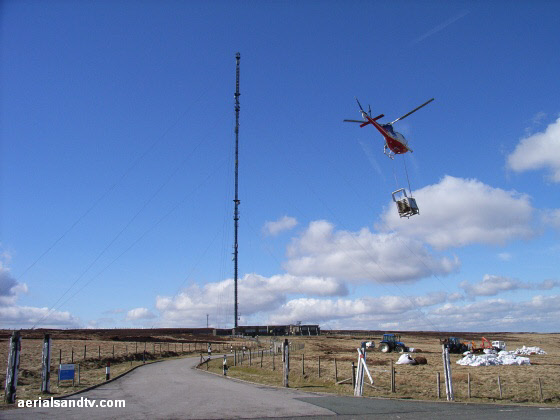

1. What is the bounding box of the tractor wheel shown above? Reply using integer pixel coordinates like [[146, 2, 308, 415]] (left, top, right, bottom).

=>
[[395, 345, 405, 353], [379, 343, 390, 353]]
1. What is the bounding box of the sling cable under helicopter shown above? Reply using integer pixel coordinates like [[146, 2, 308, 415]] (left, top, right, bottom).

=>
[[344, 97, 434, 218]]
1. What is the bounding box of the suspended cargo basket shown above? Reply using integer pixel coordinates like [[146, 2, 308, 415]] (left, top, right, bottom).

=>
[[392, 188, 419, 218]]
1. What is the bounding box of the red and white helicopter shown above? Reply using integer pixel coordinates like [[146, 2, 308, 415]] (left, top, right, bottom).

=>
[[344, 97, 434, 159], [344, 97, 434, 218]]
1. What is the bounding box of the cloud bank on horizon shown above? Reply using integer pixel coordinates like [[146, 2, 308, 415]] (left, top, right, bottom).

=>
[[3, 164, 559, 331]]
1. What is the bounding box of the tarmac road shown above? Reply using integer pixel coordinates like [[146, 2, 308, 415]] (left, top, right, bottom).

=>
[[2, 356, 558, 419]]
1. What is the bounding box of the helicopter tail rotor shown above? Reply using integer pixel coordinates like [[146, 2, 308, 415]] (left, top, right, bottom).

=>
[[343, 98, 384, 124]]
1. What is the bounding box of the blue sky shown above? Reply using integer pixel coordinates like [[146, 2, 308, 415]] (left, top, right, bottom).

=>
[[2, 0, 559, 332]]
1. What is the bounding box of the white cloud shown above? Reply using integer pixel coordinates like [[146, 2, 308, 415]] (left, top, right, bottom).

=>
[[459, 274, 559, 298], [0, 305, 80, 329], [0, 250, 80, 329], [498, 252, 512, 261], [263, 216, 298, 236], [428, 295, 560, 332], [126, 307, 156, 321], [264, 292, 560, 332], [267, 292, 451, 326], [380, 176, 534, 250], [156, 273, 348, 326], [0, 267, 28, 306], [507, 117, 560, 182], [542, 208, 560, 230], [284, 220, 459, 283]]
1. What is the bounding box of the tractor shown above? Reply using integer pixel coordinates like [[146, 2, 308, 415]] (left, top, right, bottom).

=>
[[378, 334, 408, 353], [441, 337, 469, 354]]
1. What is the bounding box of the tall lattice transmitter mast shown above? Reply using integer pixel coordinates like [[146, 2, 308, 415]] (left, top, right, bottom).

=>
[[233, 53, 241, 331]]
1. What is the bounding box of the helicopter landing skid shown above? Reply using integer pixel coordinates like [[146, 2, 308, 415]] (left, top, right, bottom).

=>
[[384, 145, 395, 159]]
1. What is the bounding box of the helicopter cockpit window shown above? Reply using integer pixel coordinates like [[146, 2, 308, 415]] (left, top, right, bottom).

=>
[[384, 125, 395, 135]]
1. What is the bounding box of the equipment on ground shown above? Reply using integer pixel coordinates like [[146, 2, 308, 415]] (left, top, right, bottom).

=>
[[470, 336, 495, 353], [440, 337, 469, 354], [492, 341, 506, 351], [378, 334, 408, 353]]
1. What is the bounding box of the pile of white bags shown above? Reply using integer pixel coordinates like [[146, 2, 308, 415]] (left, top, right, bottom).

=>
[[456, 351, 530, 367], [514, 346, 547, 355], [396, 354, 416, 365]]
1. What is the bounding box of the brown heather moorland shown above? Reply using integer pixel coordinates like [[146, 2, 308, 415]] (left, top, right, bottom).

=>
[[1, 329, 558, 407], [203, 330, 560, 405]]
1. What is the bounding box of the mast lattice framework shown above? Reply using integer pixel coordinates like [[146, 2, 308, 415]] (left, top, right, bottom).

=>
[[233, 53, 241, 330]]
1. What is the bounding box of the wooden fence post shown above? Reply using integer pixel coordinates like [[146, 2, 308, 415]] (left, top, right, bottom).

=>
[[351, 362, 356, 389], [98, 346, 101, 359], [84, 344, 87, 361], [334, 358, 338, 382], [5, 331, 21, 403], [41, 334, 52, 394], [390, 360, 393, 393], [302, 354, 305, 375], [442, 346, 453, 401], [498, 375, 502, 399], [437, 372, 440, 399], [71, 348, 74, 363], [318, 356, 321, 378], [282, 339, 290, 388]]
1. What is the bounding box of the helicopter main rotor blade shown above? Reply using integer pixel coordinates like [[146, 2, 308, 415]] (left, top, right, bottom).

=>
[[355, 97, 366, 113], [344, 119, 366, 123], [389, 98, 434, 125]]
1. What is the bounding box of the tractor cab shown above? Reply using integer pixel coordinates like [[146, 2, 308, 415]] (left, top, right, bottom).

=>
[[379, 333, 407, 353], [392, 188, 419, 218], [441, 336, 470, 354], [448, 337, 461, 346]]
